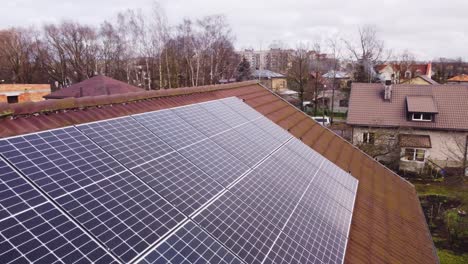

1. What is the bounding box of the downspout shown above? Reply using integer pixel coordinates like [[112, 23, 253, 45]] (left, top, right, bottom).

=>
[[464, 135, 468, 176]]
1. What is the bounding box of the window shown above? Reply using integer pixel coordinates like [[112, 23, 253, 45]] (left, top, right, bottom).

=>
[[7, 96, 18, 104], [363, 132, 375, 144], [412, 113, 432, 122], [339, 99, 348, 107], [404, 148, 426, 162], [405, 70, 412, 79]]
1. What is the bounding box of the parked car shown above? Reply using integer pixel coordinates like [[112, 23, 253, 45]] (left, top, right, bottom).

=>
[[312, 116, 330, 126]]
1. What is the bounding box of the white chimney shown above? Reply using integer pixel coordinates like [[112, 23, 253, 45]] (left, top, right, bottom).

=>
[[384, 80, 392, 101]]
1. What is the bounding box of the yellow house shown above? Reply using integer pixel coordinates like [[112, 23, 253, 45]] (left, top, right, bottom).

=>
[[252, 69, 288, 93], [401, 75, 439, 85]]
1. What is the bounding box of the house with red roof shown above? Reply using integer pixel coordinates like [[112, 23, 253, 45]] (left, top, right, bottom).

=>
[[348, 81, 468, 175], [375, 63, 434, 84]]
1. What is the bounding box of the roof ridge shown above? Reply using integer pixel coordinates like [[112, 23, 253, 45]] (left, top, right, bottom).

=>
[[0, 81, 259, 118]]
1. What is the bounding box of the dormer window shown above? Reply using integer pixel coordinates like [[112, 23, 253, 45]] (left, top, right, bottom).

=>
[[405, 70, 412, 79], [406, 96, 438, 123], [412, 113, 432, 122]]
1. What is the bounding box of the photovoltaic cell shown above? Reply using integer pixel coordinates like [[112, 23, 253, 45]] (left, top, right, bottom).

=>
[[0, 128, 186, 262], [220, 97, 263, 120], [77, 117, 173, 169], [299, 185, 353, 236], [234, 122, 283, 153], [172, 104, 231, 137], [179, 139, 250, 187], [212, 129, 272, 167], [194, 191, 281, 264], [321, 160, 359, 192], [0, 160, 47, 218], [230, 157, 311, 229], [285, 137, 325, 163], [200, 100, 249, 127], [133, 110, 207, 150], [0, 159, 116, 264], [139, 221, 243, 264], [131, 151, 224, 215], [263, 232, 322, 264], [310, 171, 356, 211], [283, 198, 348, 264], [253, 117, 292, 143]]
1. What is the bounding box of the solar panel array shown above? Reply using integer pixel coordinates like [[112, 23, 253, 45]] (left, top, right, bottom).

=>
[[0, 97, 358, 264]]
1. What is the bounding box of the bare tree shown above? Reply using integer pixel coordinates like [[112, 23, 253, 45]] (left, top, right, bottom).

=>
[[327, 36, 342, 124], [344, 25, 388, 83], [288, 43, 310, 111]]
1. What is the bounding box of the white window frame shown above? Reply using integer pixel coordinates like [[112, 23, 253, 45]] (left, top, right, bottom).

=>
[[363, 132, 375, 144], [412, 113, 432, 122], [403, 148, 426, 162]]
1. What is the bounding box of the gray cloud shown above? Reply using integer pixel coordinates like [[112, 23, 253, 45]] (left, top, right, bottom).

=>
[[2, 0, 467, 60]]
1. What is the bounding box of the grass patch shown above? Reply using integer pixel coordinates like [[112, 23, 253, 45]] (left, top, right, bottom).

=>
[[414, 183, 468, 211], [438, 249, 468, 264]]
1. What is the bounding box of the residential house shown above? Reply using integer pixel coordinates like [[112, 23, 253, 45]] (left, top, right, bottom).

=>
[[44, 75, 143, 99], [447, 74, 468, 84], [348, 82, 468, 175], [0, 84, 51, 104], [401, 74, 439, 85], [376, 63, 433, 84], [306, 71, 351, 114], [0, 80, 437, 263], [252, 69, 288, 92]]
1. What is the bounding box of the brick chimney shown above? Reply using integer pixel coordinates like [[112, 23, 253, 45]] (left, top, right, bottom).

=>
[[426, 62, 432, 77], [384, 80, 392, 101]]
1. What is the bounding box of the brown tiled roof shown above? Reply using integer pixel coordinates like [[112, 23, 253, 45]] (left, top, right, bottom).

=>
[[401, 75, 439, 85], [448, 74, 468, 82], [399, 134, 432, 148], [43, 75, 143, 99], [0, 81, 437, 264], [348, 83, 468, 131], [406, 96, 438, 113]]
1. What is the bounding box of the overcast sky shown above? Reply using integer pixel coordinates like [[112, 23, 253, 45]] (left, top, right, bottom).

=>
[[2, 0, 467, 60]]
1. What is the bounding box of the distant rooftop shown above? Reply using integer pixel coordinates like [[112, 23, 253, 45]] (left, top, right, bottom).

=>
[[322, 71, 350, 79], [44, 75, 143, 99], [252, 69, 285, 79], [448, 74, 468, 83]]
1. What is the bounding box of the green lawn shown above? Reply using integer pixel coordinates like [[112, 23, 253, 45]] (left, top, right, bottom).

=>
[[414, 181, 468, 263], [414, 183, 468, 211], [438, 249, 468, 264]]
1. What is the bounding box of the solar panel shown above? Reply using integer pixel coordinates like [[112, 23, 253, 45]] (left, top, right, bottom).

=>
[[0, 97, 359, 264], [0, 128, 186, 262], [138, 221, 242, 264], [253, 117, 293, 143], [263, 232, 322, 264], [298, 185, 353, 236], [234, 122, 284, 153], [179, 139, 250, 187], [321, 159, 359, 192], [282, 199, 348, 264], [211, 128, 272, 167], [77, 117, 173, 169], [133, 110, 207, 150], [194, 191, 281, 264], [310, 171, 357, 211], [0, 158, 116, 264], [230, 157, 311, 228], [220, 97, 263, 120], [130, 151, 224, 215], [199, 100, 249, 127], [172, 104, 231, 137]]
